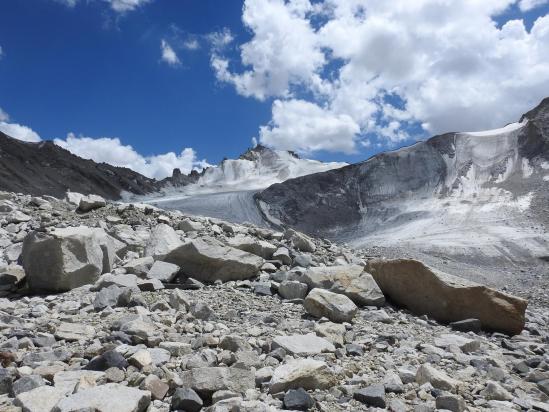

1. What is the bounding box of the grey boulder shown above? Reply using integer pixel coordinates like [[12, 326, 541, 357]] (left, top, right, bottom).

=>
[[164, 237, 264, 282], [22, 226, 124, 292], [302, 265, 385, 307], [304, 288, 358, 323]]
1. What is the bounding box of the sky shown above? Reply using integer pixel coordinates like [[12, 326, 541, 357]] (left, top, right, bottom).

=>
[[1, 0, 548, 179]]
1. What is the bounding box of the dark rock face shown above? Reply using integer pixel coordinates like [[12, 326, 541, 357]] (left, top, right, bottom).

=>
[[255, 98, 549, 265], [0, 132, 159, 199]]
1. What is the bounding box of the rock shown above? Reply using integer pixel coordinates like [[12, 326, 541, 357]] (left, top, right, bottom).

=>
[[147, 260, 179, 282], [140, 374, 169, 400], [0, 264, 25, 291], [365, 259, 528, 335], [354, 384, 386, 408], [227, 235, 277, 259], [78, 194, 106, 212], [190, 302, 214, 320], [278, 280, 308, 300], [105, 367, 125, 383], [178, 218, 204, 232], [269, 359, 336, 393], [53, 370, 105, 394], [94, 273, 140, 291], [416, 364, 460, 392], [94, 285, 132, 310], [160, 342, 192, 357], [65, 191, 84, 206], [123, 256, 154, 277], [284, 229, 316, 253], [129, 349, 152, 369], [52, 383, 151, 412], [169, 288, 191, 311], [480, 381, 513, 401], [22, 226, 124, 292], [449, 318, 482, 333], [434, 334, 480, 353], [14, 386, 66, 412], [7, 210, 31, 223], [303, 265, 385, 306], [272, 334, 335, 356], [436, 394, 466, 412], [303, 288, 357, 323], [180, 366, 255, 399], [144, 223, 182, 260], [539, 379, 549, 395], [164, 237, 264, 282], [314, 322, 346, 347], [55, 322, 95, 342], [85, 350, 129, 371], [219, 335, 252, 352], [0, 368, 13, 395], [171, 387, 203, 412], [273, 247, 292, 265], [12, 375, 45, 396], [283, 388, 314, 411]]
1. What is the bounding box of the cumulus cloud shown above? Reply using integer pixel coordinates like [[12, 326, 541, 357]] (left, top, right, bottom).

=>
[[212, 0, 549, 154], [0, 121, 42, 143], [519, 0, 549, 11], [260, 99, 359, 154], [54, 133, 209, 179], [160, 39, 181, 66]]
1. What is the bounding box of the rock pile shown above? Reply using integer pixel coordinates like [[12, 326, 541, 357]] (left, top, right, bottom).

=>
[[0, 191, 546, 411]]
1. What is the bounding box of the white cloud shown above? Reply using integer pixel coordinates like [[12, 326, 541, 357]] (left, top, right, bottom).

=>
[[519, 0, 549, 11], [160, 39, 181, 66], [54, 0, 151, 13], [207, 28, 234, 51], [0, 121, 42, 143], [0, 108, 9, 122], [54, 133, 208, 179], [183, 39, 200, 50], [260, 99, 360, 154], [213, 0, 549, 154]]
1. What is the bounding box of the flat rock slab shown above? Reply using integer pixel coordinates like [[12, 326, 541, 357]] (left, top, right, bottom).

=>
[[366, 259, 527, 335], [272, 334, 336, 355], [55, 322, 95, 342], [14, 386, 67, 412], [52, 383, 151, 412]]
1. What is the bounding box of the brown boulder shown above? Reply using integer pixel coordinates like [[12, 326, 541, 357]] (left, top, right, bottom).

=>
[[365, 259, 527, 335]]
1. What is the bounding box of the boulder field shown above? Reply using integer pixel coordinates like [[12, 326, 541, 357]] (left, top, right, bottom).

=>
[[0, 191, 546, 412]]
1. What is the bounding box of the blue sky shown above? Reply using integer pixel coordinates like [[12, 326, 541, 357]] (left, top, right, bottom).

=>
[[1, 0, 548, 178]]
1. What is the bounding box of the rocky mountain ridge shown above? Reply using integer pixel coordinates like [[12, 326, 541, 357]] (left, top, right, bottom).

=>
[[0, 191, 546, 411]]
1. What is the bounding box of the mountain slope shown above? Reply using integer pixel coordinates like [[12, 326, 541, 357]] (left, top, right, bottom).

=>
[[142, 145, 347, 223], [256, 98, 549, 266], [0, 132, 158, 199]]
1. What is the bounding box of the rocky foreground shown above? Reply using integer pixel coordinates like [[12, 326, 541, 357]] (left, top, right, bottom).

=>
[[0, 192, 547, 411]]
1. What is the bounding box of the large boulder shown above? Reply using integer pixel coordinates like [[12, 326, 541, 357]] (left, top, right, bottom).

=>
[[144, 224, 182, 260], [21, 226, 124, 292], [302, 265, 385, 307], [304, 288, 358, 323], [77, 194, 106, 212], [365, 259, 528, 335], [164, 237, 264, 282]]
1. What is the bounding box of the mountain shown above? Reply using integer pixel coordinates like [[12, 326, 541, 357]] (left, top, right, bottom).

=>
[[0, 132, 159, 199], [141, 145, 347, 224], [255, 98, 549, 271]]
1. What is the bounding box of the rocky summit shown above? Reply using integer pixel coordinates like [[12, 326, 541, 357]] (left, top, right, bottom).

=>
[[0, 190, 547, 412]]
